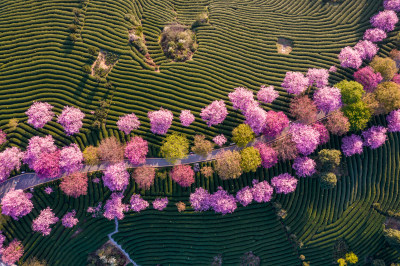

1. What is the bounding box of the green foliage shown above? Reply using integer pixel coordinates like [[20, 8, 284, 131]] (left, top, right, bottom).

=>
[[345, 252, 358, 264], [82, 64, 91, 74], [384, 228, 400, 249], [215, 150, 242, 180], [160, 23, 197, 62], [342, 101, 372, 131], [69, 33, 79, 42], [160, 133, 189, 163], [370, 56, 398, 81], [20, 257, 47, 266], [68, 24, 78, 33], [374, 82, 400, 114], [335, 80, 365, 105], [318, 149, 341, 171], [232, 124, 255, 147], [240, 147, 261, 173], [83, 146, 99, 166], [191, 135, 214, 157], [192, 12, 209, 28], [319, 172, 337, 189], [88, 46, 99, 56], [91, 100, 109, 129]]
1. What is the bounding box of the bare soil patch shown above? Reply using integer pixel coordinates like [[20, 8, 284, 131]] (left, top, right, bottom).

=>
[[91, 50, 119, 78], [277, 37, 293, 54]]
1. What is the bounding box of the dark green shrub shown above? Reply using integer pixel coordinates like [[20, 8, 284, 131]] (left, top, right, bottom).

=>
[[374, 82, 400, 113], [82, 64, 91, 74], [68, 24, 78, 33], [88, 46, 99, 56], [384, 228, 400, 249], [370, 56, 398, 81], [320, 172, 337, 189], [72, 8, 81, 16], [160, 23, 197, 62], [318, 149, 341, 171]]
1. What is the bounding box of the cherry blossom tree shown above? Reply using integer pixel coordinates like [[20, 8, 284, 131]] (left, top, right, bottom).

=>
[[213, 134, 227, 146], [62, 210, 79, 228], [179, 110, 195, 127], [26, 101, 54, 129], [117, 113, 140, 134], [341, 134, 364, 156], [103, 163, 129, 191], [60, 172, 88, 198], [353, 66, 383, 93], [148, 108, 173, 135], [370, 10, 399, 32], [103, 193, 128, 220], [263, 111, 289, 138], [44, 187, 53, 194], [33, 151, 61, 179], [311, 122, 330, 145], [152, 197, 169, 211], [387, 109, 400, 132], [130, 194, 149, 212], [362, 126, 388, 149], [338, 47, 362, 69], [0, 147, 24, 182], [289, 123, 320, 156], [255, 142, 278, 169], [289, 95, 318, 123], [98, 136, 125, 164], [200, 100, 228, 127], [23, 135, 57, 169], [0, 130, 5, 146], [363, 28, 387, 42], [190, 187, 211, 212], [32, 207, 59, 236], [281, 71, 309, 95], [209, 187, 237, 215], [257, 85, 279, 104], [236, 186, 253, 206], [133, 165, 156, 190], [57, 106, 85, 136], [329, 66, 337, 73], [170, 165, 195, 187], [191, 135, 214, 157], [1, 239, 24, 265], [124, 136, 148, 165], [313, 86, 342, 113], [324, 110, 350, 136], [59, 143, 83, 174], [292, 157, 316, 177], [243, 103, 267, 135], [271, 173, 298, 194], [1, 189, 33, 220], [228, 87, 255, 111], [272, 135, 299, 161], [384, 0, 400, 11], [251, 180, 273, 203], [307, 68, 329, 88], [354, 40, 379, 61]]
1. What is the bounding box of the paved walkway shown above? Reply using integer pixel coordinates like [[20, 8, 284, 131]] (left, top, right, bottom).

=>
[[108, 218, 137, 266]]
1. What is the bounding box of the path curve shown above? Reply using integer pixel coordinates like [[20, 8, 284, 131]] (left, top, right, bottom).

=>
[[0, 112, 328, 200], [108, 218, 137, 266]]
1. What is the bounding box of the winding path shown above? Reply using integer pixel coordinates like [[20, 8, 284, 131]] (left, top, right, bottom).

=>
[[108, 218, 137, 266]]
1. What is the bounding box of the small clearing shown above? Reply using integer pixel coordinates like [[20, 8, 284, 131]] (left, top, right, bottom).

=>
[[277, 37, 293, 54], [91, 50, 119, 78]]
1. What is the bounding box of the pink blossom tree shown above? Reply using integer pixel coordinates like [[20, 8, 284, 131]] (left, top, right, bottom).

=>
[[170, 165, 195, 187], [387, 109, 400, 132], [329, 66, 337, 73], [313, 86, 342, 113], [255, 142, 278, 169], [353, 66, 383, 93], [200, 100, 228, 127], [213, 134, 227, 146], [307, 68, 329, 88], [281, 72, 309, 95], [59, 143, 83, 174], [243, 104, 267, 135], [371, 10, 399, 32], [271, 173, 298, 194], [103, 193, 128, 220], [384, 0, 400, 11], [354, 40, 379, 61], [292, 157, 316, 177], [152, 197, 169, 211], [132, 165, 156, 190], [62, 210, 79, 228], [23, 135, 57, 169], [251, 180, 273, 203], [236, 186, 253, 206], [289, 123, 320, 156], [57, 106, 85, 136], [362, 126, 388, 149], [148, 108, 173, 135], [263, 111, 289, 138], [311, 122, 330, 145], [130, 194, 149, 212], [103, 163, 129, 191], [363, 28, 387, 42], [124, 136, 148, 165], [0, 130, 6, 146], [26, 101, 54, 129], [0, 147, 24, 182], [117, 113, 140, 134], [257, 85, 279, 104], [32, 207, 59, 236], [33, 151, 61, 179], [289, 95, 318, 123], [341, 134, 364, 156], [228, 87, 255, 111], [338, 47, 362, 69], [209, 187, 237, 215], [179, 110, 195, 127], [190, 187, 211, 212], [60, 172, 88, 198], [1, 189, 33, 220], [1, 239, 24, 265]]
